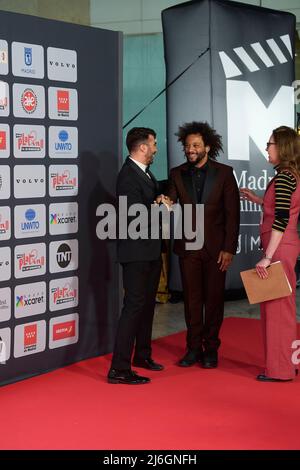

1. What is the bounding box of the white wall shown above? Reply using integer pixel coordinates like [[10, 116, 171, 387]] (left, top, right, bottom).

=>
[[90, 0, 300, 34]]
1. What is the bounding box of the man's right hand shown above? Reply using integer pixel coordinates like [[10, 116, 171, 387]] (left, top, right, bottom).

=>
[[155, 194, 173, 207]]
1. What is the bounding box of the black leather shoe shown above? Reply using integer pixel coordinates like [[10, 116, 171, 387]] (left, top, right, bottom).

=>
[[178, 350, 203, 367], [256, 374, 293, 382], [201, 350, 218, 369], [132, 358, 164, 371], [107, 368, 150, 384]]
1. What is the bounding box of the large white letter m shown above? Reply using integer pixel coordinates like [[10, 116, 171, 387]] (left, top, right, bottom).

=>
[[226, 80, 294, 160]]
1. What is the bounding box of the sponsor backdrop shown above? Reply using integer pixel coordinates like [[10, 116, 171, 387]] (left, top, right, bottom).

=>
[[162, 0, 295, 292], [0, 11, 122, 385]]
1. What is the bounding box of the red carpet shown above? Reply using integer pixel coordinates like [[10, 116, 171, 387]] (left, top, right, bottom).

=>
[[1, 317, 300, 450]]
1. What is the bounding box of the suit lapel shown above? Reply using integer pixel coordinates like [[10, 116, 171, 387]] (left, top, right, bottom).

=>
[[201, 161, 218, 204], [126, 157, 156, 189]]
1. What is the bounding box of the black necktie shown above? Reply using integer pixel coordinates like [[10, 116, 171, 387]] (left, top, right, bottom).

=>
[[146, 166, 154, 180]]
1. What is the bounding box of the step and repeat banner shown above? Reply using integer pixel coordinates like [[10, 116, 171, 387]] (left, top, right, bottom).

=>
[[162, 0, 295, 292], [0, 11, 122, 385]]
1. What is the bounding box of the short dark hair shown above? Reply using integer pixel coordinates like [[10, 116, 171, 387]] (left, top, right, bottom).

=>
[[126, 127, 156, 153], [176, 121, 223, 160]]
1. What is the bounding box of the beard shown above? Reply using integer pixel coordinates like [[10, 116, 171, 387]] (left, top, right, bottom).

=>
[[186, 150, 207, 166]]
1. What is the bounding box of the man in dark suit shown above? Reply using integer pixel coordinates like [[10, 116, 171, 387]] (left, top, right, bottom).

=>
[[108, 127, 163, 385], [166, 122, 240, 369]]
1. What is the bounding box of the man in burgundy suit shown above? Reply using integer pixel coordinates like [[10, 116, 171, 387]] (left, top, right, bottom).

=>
[[166, 122, 240, 368]]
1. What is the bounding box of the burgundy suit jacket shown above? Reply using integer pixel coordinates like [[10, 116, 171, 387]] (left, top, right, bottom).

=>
[[166, 159, 240, 259]]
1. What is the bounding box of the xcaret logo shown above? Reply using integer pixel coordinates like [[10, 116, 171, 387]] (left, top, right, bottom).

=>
[[50, 212, 77, 225], [14, 282, 46, 318], [49, 202, 78, 236], [16, 293, 44, 308]]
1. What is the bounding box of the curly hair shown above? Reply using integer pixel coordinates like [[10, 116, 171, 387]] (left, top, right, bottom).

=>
[[175, 121, 223, 160], [273, 126, 300, 179]]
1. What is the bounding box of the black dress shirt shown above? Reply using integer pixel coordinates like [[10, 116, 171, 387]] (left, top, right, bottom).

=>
[[189, 161, 208, 203]]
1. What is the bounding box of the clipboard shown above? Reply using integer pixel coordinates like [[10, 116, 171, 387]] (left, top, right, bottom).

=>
[[240, 261, 292, 304]]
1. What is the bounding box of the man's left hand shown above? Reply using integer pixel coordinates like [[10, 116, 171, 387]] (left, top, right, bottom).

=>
[[217, 251, 233, 271]]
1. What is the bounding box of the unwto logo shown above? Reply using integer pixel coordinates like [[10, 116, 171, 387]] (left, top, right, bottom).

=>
[[14, 204, 46, 239], [22, 208, 39, 231], [49, 126, 78, 158]]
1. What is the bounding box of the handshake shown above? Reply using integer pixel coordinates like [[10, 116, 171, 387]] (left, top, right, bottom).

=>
[[155, 194, 173, 210]]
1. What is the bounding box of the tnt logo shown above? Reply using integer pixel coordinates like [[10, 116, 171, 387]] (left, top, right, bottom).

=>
[[0, 131, 6, 150], [57, 90, 69, 116]]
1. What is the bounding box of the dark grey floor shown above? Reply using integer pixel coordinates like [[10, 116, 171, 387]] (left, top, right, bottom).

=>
[[152, 287, 300, 340]]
